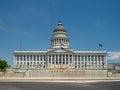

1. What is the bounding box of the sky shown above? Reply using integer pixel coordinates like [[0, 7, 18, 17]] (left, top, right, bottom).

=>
[[0, 0, 120, 65]]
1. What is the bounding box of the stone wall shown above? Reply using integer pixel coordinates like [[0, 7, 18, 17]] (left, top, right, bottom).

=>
[[27, 70, 107, 77], [0, 72, 5, 77]]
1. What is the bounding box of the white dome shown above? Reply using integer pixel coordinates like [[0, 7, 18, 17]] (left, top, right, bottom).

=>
[[50, 21, 70, 49]]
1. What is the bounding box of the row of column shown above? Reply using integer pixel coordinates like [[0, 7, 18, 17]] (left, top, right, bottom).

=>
[[51, 39, 69, 46], [75, 55, 104, 62], [15, 64, 46, 69], [14, 54, 106, 69], [47, 54, 73, 65], [14, 55, 46, 65], [75, 55, 105, 68], [15, 55, 46, 61]]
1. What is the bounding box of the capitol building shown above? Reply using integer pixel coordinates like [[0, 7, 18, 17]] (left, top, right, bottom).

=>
[[13, 21, 107, 71]]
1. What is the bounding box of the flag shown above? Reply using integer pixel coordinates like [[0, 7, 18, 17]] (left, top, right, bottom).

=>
[[61, 43, 65, 49], [99, 44, 102, 47]]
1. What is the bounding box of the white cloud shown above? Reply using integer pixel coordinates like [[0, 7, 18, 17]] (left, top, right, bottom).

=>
[[107, 52, 120, 60]]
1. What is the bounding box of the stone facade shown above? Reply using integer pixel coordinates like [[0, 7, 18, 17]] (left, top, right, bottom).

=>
[[13, 21, 107, 70]]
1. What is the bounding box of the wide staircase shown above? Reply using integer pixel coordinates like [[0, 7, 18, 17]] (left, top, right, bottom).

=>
[[3, 68, 25, 77], [14, 72, 25, 77], [3, 69, 14, 77]]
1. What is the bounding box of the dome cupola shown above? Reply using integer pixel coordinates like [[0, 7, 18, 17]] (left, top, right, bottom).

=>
[[53, 20, 66, 32], [50, 21, 69, 49]]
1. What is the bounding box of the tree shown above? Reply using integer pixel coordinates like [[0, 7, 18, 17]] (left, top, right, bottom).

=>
[[0, 59, 8, 72]]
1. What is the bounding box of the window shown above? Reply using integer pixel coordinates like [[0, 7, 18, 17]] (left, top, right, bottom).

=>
[[20, 55, 22, 60], [17, 55, 19, 61], [44, 55, 46, 60], [95, 55, 97, 60], [102, 55, 104, 61], [27, 55, 29, 60], [63, 61, 65, 64], [91, 55, 94, 61], [52, 55, 54, 61], [49, 55, 51, 61], [63, 55, 64, 61], [88, 55, 90, 61], [33, 55, 36, 61], [70, 55, 72, 60], [30, 55, 32, 60], [85, 55, 87, 60], [37, 55, 39, 61], [59, 55, 61, 61], [56, 60, 58, 64], [98, 55, 100, 60], [52, 61, 54, 64], [66, 55, 68, 60], [75, 55, 77, 61], [78, 55, 80, 61], [40, 55, 42, 60], [49, 60, 51, 63], [23, 55, 25, 61], [66, 60, 68, 64], [81, 55, 83, 60]]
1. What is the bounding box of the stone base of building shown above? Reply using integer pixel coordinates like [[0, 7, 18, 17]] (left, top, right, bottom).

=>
[[47, 64, 75, 69], [24, 69, 107, 77]]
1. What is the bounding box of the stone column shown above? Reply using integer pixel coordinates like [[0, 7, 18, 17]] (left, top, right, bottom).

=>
[[68, 54, 70, 65], [83, 55, 85, 69], [32, 55, 34, 68], [90, 55, 92, 69], [58, 54, 59, 65], [55, 40, 56, 46], [99, 55, 102, 68], [97, 55, 98, 68], [47, 55, 49, 65], [61, 55, 63, 65], [72, 55, 73, 65], [104, 55, 106, 69], [93, 55, 95, 68], [14, 55, 16, 67], [86, 55, 88, 69], [65, 55, 66, 65], [28, 55, 29, 68], [51, 55, 52, 64], [57, 39, 58, 45], [35, 55, 37, 68], [21, 55, 23, 68], [53, 40, 54, 46], [76, 55, 78, 68], [25, 55, 27, 68], [54, 55, 56, 65]]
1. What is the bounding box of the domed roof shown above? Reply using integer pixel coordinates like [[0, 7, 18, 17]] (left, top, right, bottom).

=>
[[53, 21, 66, 32]]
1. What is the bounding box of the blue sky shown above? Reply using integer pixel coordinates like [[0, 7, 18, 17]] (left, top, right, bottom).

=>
[[0, 0, 120, 65]]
